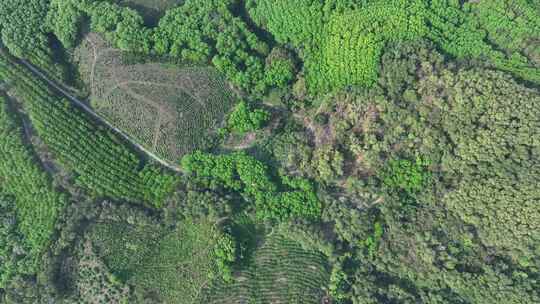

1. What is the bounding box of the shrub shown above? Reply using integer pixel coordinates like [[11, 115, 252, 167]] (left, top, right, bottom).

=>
[[382, 157, 431, 195], [181, 151, 322, 220], [227, 101, 270, 134]]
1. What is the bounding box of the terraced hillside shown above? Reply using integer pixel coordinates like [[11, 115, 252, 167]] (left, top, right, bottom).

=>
[[205, 233, 330, 304], [75, 34, 235, 163], [83, 205, 230, 304]]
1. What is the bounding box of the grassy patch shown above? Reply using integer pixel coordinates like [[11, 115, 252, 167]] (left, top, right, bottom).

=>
[[75, 33, 234, 163]]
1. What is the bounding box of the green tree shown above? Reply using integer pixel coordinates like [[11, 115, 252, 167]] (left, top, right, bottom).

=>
[[227, 101, 270, 134]]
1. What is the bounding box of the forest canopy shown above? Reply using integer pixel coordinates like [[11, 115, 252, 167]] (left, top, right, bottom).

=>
[[0, 0, 539, 303]]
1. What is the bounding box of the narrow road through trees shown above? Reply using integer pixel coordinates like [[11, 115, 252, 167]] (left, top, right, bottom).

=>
[[21, 60, 182, 173]]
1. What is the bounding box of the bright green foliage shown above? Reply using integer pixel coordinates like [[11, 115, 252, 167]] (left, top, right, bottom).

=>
[[214, 234, 236, 282], [264, 47, 297, 88], [249, 0, 426, 91], [227, 101, 270, 134], [0, 50, 177, 206], [382, 157, 431, 195], [182, 151, 322, 220], [139, 166, 179, 208], [265, 58, 295, 88], [85, 2, 152, 53], [48, 0, 152, 53], [249, 0, 540, 93], [360, 221, 384, 258], [246, 0, 327, 46], [114, 9, 152, 53], [0, 95, 68, 287], [310, 0, 427, 91]]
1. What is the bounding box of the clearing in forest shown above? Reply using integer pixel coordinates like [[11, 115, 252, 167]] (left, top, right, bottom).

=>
[[205, 233, 330, 304], [75, 34, 234, 163]]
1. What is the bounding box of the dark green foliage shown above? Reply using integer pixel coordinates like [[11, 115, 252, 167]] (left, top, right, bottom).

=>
[[0, 195, 27, 288], [227, 101, 270, 134], [70, 241, 130, 303], [468, 0, 540, 67], [156, 0, 269, 93], [419, 68, 540, 257], [115, 0, 183, 27], [48, 0, 271, 95], [165, 189, 233, 224], [328, 263, 349, 303], [269, 130, 346, 184], [320, 40, 540, 303], [0, 0, 67, 81], [0, 0, 49, 57], [181, 151, 322, 220], [45, 1, 84, 49], [2, 1, 539, 303]]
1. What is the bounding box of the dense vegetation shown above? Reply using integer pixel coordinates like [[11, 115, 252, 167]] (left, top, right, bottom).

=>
[[181, 151, 321, 220], [0, 50, 177, 207], [226, 100, 270, 134], [0, 95, 67, 289], [0, 0, 539, 303], [82, 204, 233, 303], [248, 0, 540, 92]]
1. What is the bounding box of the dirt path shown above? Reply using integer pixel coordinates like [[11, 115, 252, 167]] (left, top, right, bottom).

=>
[[20, 60, 182, 173], [222, 132, 257, 150], [87, 34, 116, 97]]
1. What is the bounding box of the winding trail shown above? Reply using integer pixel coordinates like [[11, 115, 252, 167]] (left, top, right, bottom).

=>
[[20, 60, 182, 173]]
